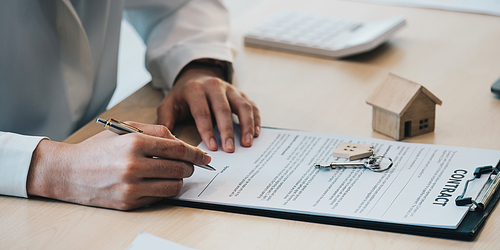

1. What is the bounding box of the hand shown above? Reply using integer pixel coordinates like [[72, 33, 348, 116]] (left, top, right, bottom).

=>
[[157, 65, 261, 153], [26, 122, 211, 210]]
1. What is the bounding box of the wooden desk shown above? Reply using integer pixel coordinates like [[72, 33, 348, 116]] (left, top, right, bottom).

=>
[[2, 0, 500, 249]]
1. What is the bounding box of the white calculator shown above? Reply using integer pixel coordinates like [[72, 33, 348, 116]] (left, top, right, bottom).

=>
[[244, 10, 406, 58]]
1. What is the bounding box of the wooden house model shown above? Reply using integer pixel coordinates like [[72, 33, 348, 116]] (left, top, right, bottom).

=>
[[366, 74, 442, 140]]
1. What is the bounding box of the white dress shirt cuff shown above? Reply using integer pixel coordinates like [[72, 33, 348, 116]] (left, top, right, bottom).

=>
[[150, 43, 234, 91], [0, 132, 47, 198]]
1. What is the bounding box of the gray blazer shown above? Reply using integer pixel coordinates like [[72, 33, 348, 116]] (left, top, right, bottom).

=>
[[0, 0, 233, 140]]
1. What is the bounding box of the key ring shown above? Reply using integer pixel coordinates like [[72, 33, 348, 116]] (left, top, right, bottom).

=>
[[314, 142, 395, 173], [365, 155, 394, 172]]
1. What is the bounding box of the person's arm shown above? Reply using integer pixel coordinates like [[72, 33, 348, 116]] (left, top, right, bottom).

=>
[[125, 0, 260, 153], [24, 122, 211, 210]]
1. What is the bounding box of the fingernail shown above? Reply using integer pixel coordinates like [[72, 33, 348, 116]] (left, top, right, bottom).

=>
[[202, 153, 211, 165], [255, 126, 260, 137], [209, 137, 217, 150], [245, 133, 253, 145], [225, 138, 234, 151]]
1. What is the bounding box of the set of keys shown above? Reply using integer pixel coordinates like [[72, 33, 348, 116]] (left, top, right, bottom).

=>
[[314, 142, 394, 172]]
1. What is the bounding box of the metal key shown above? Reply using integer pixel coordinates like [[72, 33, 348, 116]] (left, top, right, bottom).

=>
[[314, 155, 393, 172], [315, 161, 371, 169]]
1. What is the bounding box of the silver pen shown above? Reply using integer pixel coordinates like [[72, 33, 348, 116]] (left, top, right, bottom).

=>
[[96, 118, 216, 171]]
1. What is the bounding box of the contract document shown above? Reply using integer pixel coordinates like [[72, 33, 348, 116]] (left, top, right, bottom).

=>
[[173, 127, 500, 229]]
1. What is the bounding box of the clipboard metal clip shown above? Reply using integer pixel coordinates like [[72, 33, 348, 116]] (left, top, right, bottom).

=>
[[455, 166, 500, 212]]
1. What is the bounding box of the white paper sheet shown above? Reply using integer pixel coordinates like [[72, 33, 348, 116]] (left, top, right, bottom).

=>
[[351, 0, 500, 16], [175, 127, 500, 229], [127, 232, 196, 250]]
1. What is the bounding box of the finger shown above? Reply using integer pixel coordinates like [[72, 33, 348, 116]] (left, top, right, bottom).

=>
[[126, 121, 176, 140], [136, 158, 194, 179], [205, 82, 235, 153], [156, 95, 185, 132], [138, 179, 185, 198], [227, 89, 254, 147], [252, 101, 261, 138], [239, 92, 261, 138], [184, 89, 218, 151], [138, 135, 211, 165], [157, 99, 177, 132]]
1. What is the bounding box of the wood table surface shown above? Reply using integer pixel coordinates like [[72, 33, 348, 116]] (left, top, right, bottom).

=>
[[2, 0, 500, 249]]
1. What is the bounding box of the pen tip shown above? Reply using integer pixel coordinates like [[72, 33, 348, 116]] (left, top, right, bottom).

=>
[[206, 164, 216, 171], [194, 164, 216, 171]]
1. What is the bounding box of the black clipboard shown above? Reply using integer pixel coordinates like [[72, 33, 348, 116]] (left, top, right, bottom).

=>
[[164, 161, 500, 241]]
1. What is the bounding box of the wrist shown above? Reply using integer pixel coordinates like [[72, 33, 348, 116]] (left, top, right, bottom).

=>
[[27, 139, 69, 199], [174, 59, 233, 85]]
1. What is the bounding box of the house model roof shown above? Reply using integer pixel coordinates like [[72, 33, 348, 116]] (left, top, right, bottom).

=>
[[366, 73, 442, 115]]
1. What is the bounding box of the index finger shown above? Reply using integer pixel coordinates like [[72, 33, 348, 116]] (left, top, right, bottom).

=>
[[205, 87, 235, 153], [184, 89, 219, 151], [125, 121, 177, 140], [135, 134, 211, 166]]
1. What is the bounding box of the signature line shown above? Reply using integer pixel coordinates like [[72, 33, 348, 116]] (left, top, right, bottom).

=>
[[198, 173, 220, 197]]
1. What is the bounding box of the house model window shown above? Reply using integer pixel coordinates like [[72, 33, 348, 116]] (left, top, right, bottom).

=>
[[419, 119, 429, 130], [366, 73, 442, 141]]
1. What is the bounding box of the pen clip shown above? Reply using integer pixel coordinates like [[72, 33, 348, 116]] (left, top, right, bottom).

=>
[[96, 118, 143, 134]]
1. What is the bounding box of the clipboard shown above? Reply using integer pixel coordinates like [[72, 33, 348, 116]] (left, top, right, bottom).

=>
[[164, 160, 500, 241]]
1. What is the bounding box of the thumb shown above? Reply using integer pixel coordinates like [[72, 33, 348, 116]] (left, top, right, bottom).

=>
[[157, 97, 179, 132]]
